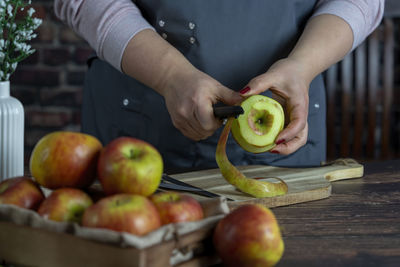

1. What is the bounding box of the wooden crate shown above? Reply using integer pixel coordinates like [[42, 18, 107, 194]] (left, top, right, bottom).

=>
[[0, 221, 220, 267], [0, 197, 227, 267]]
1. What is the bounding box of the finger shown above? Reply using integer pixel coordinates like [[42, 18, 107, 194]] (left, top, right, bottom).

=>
[[275, 97, 308, 144], [194, 84, 232, 133], [171, 111, 205, 141], [195, 101, 220, 133], [188, 116, 215, 140], [215, 84, 243, 105], [181, 109, 216, 140], [272, 123, 308, 155], [240, 73, 275, 96], [178, 121, 205, 141]]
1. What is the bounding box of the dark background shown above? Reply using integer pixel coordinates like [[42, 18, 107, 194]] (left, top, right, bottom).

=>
[[8, 0, 400, 163]]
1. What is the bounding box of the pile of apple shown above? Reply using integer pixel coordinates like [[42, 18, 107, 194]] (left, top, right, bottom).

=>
[[0, 132, 204, 236]]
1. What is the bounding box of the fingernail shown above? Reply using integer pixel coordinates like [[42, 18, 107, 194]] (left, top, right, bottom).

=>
[[239, 86, 250, 94], [270, 150, 279, 154], [276, 139, 285, 145]]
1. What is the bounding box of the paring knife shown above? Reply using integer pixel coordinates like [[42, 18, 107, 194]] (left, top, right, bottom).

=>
[[159, 174, 233, 200], [213, 105, 244, 119]]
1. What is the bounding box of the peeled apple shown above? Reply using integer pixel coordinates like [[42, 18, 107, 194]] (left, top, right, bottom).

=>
[[231, 95, 285, 153], [215, 95, 288, 198]]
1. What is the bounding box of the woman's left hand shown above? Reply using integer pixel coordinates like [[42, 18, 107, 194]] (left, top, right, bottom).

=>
[[240, 57, 311, 155]]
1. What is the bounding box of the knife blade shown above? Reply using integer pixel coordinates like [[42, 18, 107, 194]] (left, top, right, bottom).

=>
[[160, 174, 232, 200]]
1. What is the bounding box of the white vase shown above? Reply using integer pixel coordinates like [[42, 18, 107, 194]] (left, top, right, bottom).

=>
[[0, 81, 24, 181]]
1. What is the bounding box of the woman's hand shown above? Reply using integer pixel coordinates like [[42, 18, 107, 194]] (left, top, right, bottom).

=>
[[162, 69, 242, 141], [241, 14, 354, 155], [122, 29, 241, 141], [240, 57, 311, 155]]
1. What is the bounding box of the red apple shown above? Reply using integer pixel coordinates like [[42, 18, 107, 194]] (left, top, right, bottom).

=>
[[97, 137, 163, 196], [38, 188, 93, 223], [0, 177, 45, 210], [150, 191, 204, 225], [29, 131, 103, 189], [82, 194, 161, 236], [213, 204, 284, 267]]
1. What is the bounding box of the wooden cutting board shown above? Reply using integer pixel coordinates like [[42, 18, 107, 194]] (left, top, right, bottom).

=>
[[170, 158, 363, 209]]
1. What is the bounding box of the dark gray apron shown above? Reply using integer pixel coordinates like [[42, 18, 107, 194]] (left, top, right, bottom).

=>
[[82, 0, 326, 173]]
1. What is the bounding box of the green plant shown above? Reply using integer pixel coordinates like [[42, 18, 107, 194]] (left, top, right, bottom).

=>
[[0, 0, 41, 81]]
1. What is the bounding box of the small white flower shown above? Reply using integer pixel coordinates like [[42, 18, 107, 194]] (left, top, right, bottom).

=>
[[14, 40, 22, 50], [33, 18, 42, 28], [27, 7, 35, 17], [24, 44, 31, 53], [7, 4, 12, 17], [0, 1, 41, 81]]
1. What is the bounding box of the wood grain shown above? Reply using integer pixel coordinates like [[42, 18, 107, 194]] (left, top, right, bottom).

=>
[[170, 159, 363, 208], [274, 160, 400, 267]]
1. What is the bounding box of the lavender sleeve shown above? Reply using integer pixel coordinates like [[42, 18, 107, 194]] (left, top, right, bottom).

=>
[[312, 0, 385, 50], [54, 0, 154, 72]]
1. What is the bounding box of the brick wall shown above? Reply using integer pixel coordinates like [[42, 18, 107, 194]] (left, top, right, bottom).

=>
[[7, 1, 400, 163], [8, 0, 94, 163]]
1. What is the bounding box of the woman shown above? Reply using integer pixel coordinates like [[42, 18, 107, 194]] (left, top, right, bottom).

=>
[[54, 0, 384, 172]]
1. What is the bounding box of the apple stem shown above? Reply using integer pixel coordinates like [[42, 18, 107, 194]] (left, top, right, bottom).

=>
[[129, 149, 141, 159]]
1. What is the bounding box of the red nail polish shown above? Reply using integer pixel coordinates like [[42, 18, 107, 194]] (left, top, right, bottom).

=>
[[270, 150, 279, 154], [239, 86, 250, 94], [276, 139, 285, 145]]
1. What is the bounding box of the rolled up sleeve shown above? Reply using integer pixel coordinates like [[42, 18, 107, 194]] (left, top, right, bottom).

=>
[[312, 0, 385, 50], [54, 0, 154, 72]]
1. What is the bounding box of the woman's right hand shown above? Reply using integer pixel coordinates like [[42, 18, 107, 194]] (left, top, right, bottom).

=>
[[122, 29, 242, 141], [162, 68, 242, 141]]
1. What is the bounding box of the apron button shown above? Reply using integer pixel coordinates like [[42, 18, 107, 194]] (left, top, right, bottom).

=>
[[314, 103, 320, 109], [159, 20, 165, 27], [123, 99, 129, 106], [188, 22, 196, 30], [189, 37, 196, 44]]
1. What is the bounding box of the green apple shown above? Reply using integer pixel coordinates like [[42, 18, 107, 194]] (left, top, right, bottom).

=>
[[38, 188, 93, 223], [97, 137, 163, 196], [232, 95, 284, 153], [0, 177, 45, 210], [213, 204, 284, 267], [150, 191, 204, 225], [82, 194, 161, 236]]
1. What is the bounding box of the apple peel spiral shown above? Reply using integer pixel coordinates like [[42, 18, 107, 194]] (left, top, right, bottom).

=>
[[215, 96, 288, 198]]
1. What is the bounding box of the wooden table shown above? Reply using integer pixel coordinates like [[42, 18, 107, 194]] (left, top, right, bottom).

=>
[[273, 160, 400, 266]]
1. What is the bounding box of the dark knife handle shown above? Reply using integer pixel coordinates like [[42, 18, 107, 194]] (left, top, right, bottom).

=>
[[213, 105, 244, 119]]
